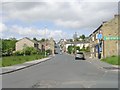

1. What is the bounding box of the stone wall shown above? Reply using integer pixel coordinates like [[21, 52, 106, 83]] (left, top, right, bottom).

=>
[[101, 15, 118, 58]]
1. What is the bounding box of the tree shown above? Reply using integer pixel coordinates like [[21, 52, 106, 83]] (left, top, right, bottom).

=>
[[80, 34, 85, 40], [76, 46, 80, 51], [81, 45, 86, 51], [85, 46, 90, 52], [40, 38, 45, 42], [67, 46, 73, 54], [24, 47, 38, 55], [46, 49, 52, 55], [70, 39, 73, 42], [2, 39, 17, 56], [33, 37, 37, 41]]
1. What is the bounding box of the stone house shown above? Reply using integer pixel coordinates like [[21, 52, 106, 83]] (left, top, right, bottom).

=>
[[16, 37, 55, 55], [89, 15, 119, 59], [40, 38, 55, 55], [16, 37, 39, 51]]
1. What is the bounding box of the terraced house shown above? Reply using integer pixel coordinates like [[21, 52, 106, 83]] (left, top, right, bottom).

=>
[[89, 15, 119, 59]]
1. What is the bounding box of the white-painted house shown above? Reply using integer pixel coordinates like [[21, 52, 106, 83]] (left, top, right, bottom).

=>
[[65, 42, 90, 52]]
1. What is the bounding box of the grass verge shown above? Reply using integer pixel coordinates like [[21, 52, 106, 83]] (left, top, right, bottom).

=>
[[0, 55, 46, 67], [101, 55, 120, 65]]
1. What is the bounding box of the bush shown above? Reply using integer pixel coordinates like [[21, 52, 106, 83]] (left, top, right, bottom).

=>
[[111, 55, 116, 57], [13, 51, 24, 56], [24, 47, 39, 55], [46, 49, 52, 55], [2, 49, 13, 56], [76, 46, 80, 51], [68, 46, 73, 54], [85, 46, 90, 52]]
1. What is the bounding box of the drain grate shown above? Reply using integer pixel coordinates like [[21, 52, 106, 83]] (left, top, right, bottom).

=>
[[103, 67, 120, 70]]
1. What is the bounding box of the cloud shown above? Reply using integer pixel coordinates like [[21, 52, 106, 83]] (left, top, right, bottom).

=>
[[2, 1, 118, 30], [1, 1, 118, 40], [0, 23, 7, 32], [2, 24, 68, 40]]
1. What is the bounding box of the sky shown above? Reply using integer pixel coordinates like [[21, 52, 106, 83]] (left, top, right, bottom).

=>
[[0, 0, 119, 41]]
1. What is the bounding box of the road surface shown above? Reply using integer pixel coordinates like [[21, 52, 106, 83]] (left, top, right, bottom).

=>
[[2, 47, 118, 88]]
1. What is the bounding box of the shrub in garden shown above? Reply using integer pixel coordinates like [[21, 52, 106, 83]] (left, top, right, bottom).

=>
[[24, 47, 38, 55], [13, 51, 24, 56], [46, 49, 52, 55], [67, 46, 73, 54]]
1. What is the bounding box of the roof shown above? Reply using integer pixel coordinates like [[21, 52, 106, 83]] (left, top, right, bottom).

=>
[[65, 41, 89, 44], [89, 24, 103, 37], [17, 37, 38, 44], [89, 14, 119, 38]]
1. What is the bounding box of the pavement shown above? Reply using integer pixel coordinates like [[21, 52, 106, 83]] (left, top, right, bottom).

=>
[[0, 55, 54, 75], [87, 57, 119, 72], [67, 53, 119, 72]]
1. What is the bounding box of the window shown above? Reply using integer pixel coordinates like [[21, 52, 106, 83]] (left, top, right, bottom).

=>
[[34, 43, 38, 48], [92, 37, 94, 41]]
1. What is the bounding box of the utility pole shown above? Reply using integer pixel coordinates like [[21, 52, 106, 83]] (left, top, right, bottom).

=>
[[73, 32, 77, 54], [44, 26, 47, 57]]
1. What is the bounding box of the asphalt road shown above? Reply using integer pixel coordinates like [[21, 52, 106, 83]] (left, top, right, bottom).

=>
[[2, 48, 118, 88]]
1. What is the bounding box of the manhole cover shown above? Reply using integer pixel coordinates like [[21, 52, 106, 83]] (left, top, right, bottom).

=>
[[103, 67, 120, 70]]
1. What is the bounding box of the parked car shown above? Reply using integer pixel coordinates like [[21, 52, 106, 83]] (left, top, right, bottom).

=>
[[54, 50, 58, 54], [75, 52, 85, 60]]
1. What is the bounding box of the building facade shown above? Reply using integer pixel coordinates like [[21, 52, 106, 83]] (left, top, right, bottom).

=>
[[16, 37, 39, 51], [16, 37, 55, 55], [89, 15, 119, 59]]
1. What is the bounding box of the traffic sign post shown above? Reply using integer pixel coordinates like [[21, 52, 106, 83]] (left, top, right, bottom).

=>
[[97, 33, 103, 59]]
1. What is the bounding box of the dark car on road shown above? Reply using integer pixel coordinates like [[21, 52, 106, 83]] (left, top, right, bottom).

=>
[[75, 52, 85, 60]]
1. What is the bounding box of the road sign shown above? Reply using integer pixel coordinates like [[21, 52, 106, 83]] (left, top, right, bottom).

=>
[[104, 36, 120, 40]]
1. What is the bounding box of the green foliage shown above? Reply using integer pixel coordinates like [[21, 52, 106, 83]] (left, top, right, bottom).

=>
[[1, 55, 45, 67], [13, 51, 24, 56], [85, 46, 90, 52], [67, 46, 81, 54], [46, 49, 52, 55], [79, 34, 85, 40], [2, 39, 17, 56], [23, 47, 39, 55], [33, 37, 37, 41], [81, 45, 86, 51], [67, 46, 73, 54], [40, 38, 45, 42], [111, 55, 116, 57], [13, 47, 39, 56], [70, 39, 73, 42], [67, 45, 90, 54], [101, 56, 120, 65], [76, 46, 80, 51]]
